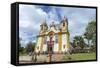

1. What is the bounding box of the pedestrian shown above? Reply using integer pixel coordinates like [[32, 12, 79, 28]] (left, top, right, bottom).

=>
[[31, 51, 37, 62]]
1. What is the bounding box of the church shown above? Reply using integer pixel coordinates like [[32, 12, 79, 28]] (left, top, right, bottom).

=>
[[35, 17, 70, 54]]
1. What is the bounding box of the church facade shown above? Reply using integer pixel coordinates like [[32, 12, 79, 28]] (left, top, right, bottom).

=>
[[35, 17, 70, 54]]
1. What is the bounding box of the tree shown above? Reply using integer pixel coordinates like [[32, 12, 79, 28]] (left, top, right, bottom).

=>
[[90, 44, 96, 52], [19, 37, 22, 47], [84, 21, 96, 47], [25, 42, 36, 54], [19, 47, 25, 54], [73, 36, 85, 49], [19, 37, 26, 54], [72, 40, 77, 48], [19, 37, 22, 53]]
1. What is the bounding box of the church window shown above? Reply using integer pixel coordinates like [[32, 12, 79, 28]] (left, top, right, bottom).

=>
[[44, 36, 47, 44], [63, 44, 66, 49], [63, 22, 65, 26], [55, 35, 58, 43], [41, 26, 43, 30]]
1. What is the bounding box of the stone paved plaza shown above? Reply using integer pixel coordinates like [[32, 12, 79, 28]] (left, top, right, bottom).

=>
[[19, 54, 67, 63]]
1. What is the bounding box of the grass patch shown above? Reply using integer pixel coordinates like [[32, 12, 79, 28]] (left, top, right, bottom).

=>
[[19, 53, 28, 56], [63, 52, 96, 61]]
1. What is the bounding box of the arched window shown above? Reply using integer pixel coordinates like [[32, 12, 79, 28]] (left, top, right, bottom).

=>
[[63, 22, 65, 26], [63, 44, 66, 49], [40, 25, 43, 30], [44, 36, 47, 44], [55, 35, 58, 43]]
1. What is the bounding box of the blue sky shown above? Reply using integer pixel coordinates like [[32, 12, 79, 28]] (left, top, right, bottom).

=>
[[19, 4, 96, 47]]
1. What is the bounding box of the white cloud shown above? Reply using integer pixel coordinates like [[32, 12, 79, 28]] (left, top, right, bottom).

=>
[[19, 5, 45, 47], [57, 7, 96, 41], [19, 4, 96, 47]]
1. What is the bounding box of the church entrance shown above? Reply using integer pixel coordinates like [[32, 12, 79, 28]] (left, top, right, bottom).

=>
[[47, 35, 54, 54]]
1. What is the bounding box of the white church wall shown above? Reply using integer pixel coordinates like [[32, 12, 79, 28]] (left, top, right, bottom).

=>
[[36, 37, 42, 52], [42, 36, 47, 52], [66, 34, 69, 52], [62, 34, 67, 52], [53, 43, 59, 52], [52, 35, 55, 41], [43, 44, 47, 52], [53, 35, 59, 52], [50, 27, 55, 32], [42, 36, 50, 52], [47, 36, 50, 41]]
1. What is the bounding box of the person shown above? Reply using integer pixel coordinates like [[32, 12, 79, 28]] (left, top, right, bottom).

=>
[[65, 49, 72, 60], [31, 51, 37, 62]]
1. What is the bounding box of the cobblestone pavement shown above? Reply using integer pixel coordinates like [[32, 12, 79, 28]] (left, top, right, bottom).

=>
[[19, 54, 66, 63]]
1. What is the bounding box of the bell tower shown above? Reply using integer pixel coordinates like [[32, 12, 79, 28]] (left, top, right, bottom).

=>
[[39, 20, 48, 35], [60, 16, 68, 32], [59, 16, 70, 53]]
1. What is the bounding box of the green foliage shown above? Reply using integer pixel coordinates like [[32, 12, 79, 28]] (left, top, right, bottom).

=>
[[72, 40, 77, 48], [19, 37, 36, 55], [84, 21, 96, 46], [90, 45, 96, 52], [72, 20, 96, 52], [86, 21, 96, 35], [19, 47, 26, 55], [73, 36, 85, 49], [19, 37, 26, 55], [25, 42, 36, 54]]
